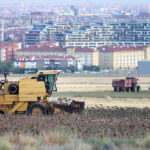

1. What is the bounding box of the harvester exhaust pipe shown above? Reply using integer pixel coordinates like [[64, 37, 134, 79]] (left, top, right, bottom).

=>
[[4, 72, 8, 82]]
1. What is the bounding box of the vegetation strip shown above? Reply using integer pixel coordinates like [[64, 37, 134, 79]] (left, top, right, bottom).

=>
[[55, 91, 150, 99]]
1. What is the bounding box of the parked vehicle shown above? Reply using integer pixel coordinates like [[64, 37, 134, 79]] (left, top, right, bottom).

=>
[[112, 77, 140, 92]]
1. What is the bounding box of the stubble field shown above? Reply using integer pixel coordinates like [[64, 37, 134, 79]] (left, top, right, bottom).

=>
[[1, 74, 150, 149]]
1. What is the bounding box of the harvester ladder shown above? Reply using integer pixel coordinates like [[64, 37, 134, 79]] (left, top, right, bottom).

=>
[[8, 102, 26, 114]]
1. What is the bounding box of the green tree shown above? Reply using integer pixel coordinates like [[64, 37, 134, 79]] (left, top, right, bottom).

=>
[[83, 65, 100, 71], [90, 65, 100, 71], [83, 65, 90, 71], [0, 61, 25, 74], [0, 61, 14, 73], [67, 65, 77, 73]]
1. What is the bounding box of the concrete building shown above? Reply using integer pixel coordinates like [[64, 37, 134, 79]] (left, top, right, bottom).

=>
[[138, 46, 150, 75], [0, 41, 22, 62], [26, 21, 150, 48], [93, 46, 145, 69], [14, 55, 75, 69], [144, 46, 150, 60], [64, 21, 150, 47], [25, 24, 48, 46], [66, 47, 94, 69], [17, 41, 94, 70], [138, 60, 150, 75]]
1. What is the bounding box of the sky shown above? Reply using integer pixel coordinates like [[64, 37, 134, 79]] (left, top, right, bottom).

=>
[[0, 0, 149, 5], [0, 0, 150, 3]]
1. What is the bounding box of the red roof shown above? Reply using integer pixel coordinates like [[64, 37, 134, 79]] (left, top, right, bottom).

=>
[[20, 46, 66, 52], [75, 47, 94, 52], [17, 55, 75, 60], [64, 47, 94, 52], [21, 45, 94, 53], [97, 46, 144, 52], [35, 40, 59, 47], [0, 41, 21, 48]]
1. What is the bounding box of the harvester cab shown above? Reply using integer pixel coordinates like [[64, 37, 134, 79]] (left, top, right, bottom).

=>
[[36, 70, 61, 95]]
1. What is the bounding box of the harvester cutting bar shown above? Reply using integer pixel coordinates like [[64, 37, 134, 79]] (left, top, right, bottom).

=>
[[53, 101, 85, 113], [48, 98, 85, 114]]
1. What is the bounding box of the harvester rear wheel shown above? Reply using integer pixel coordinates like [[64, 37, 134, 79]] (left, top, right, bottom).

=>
[[27, 103, 47, 115]]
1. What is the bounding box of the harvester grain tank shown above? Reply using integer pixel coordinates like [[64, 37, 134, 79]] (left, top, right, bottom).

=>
[[0, 70, 84, 114], [112, 77, 140, 92]]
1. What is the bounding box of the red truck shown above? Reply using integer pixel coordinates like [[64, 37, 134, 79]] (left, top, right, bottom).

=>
[[112, 77, 140, 92]]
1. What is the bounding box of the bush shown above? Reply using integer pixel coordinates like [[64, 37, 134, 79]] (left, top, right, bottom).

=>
[[85, 137, 104, 150], [67, 65, 77, 73], [0, 62, 25, 74], [0, 138, 13, 150], [137, 135, 150, 148], [0, 62, 13, 73], [83, 65, 100, 72]]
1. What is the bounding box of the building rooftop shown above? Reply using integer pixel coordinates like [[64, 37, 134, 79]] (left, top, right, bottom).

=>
[[19, 46, 66, 52], [0, 41, 21, 48], [75, 47, 94, 52], [97, 45, 144, 52]]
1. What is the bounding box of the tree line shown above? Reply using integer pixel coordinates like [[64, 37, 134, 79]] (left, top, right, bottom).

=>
[[0, 61, 100, 74]]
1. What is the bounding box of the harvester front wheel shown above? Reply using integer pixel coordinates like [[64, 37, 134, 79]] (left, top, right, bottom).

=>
[[27, 103, 47, 115]]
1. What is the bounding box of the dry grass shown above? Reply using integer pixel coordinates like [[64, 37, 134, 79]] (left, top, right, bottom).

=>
[[0, 113, 150, 150]]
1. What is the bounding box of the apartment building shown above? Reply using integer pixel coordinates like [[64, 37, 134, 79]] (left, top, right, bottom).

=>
[[64, 21, 150, 47], [144, 46, 150, 60], [25, 20, 150, 48], [0, 41, 22, 62], [17, 41, 94, 69], [25, 22, 72, 47], [17, 46, 66, 57], [66, 47, 94, 69], [93, 46, 145, 69], [14, 55, 75, 69], [25, 24, 48, 46]]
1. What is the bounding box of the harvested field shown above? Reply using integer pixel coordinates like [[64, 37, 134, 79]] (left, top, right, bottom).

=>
[[1, 74, 150, 149], [0, 107, 150, 138]]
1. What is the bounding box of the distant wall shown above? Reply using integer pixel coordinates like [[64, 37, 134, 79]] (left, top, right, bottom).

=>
[[138, 61, 150, 75]]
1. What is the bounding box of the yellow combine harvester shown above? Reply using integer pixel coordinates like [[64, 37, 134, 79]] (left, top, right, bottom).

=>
[[0, 71, 84, 115]]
